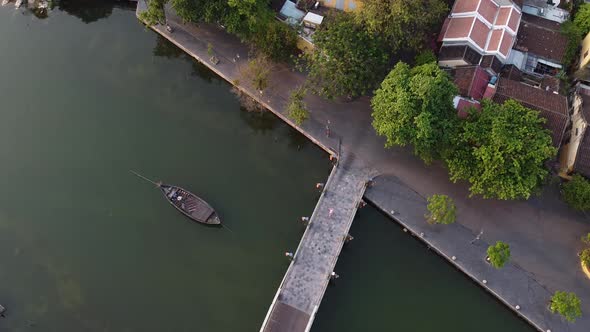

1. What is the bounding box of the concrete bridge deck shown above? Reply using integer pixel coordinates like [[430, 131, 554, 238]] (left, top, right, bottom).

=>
[[260, 162, 368, 332]]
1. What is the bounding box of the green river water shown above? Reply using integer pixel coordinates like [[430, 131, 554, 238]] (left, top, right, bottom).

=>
[[0, 3, 535, 332]]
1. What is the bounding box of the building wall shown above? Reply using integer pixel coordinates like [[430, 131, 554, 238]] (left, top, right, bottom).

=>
[[580, 32, 590, 70], [438, 59, 470, 68], [564, 94, 588, 173], [507, 49, 526, 70], [320, 0, 361, 12], [296, 36, 315, 53]]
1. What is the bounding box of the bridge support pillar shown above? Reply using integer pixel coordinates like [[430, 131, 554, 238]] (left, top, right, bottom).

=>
[[344, 234, 354, 243], [285, 252, 294, 261], [329, 271, 339, 282]]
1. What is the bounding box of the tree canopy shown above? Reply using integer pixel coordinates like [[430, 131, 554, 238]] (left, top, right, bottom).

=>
[[445, 99, 556, 200], [355, 0, 448, 51], [550, 291, 582, 322], [487, 241, 510, 269], [574, 3, 590, 36], [287, 86, 309, 125], [304, 12, 389, 99], [562, 174, 590, 211], [562, 3, 590, 67], [143, 0, 297, 61], [139, 0, 167, 26], [426, 194, 456, 225], [371, 62, 459, 163]]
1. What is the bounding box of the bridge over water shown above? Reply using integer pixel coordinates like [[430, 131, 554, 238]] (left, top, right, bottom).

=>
[[260, 160, 368, 332]]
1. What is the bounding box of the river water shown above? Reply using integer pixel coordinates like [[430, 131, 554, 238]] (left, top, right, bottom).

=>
[[0, 3, 534, 332]]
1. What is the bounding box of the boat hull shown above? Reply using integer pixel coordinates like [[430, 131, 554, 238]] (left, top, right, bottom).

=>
[[160, 185, 221, 225]]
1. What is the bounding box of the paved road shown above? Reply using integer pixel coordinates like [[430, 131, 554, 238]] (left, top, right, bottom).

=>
[[137, 2, 590, 331]]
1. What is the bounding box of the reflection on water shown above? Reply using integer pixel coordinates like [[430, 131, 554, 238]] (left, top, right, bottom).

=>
[[152, 35, 218, 83], [239, 108, 279, 134], [152, 35, 184, 59], [0, 6, 329, 331], [24, 0, 134, 21]]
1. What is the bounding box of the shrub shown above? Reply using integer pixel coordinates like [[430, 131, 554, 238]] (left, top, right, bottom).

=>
[[562, 174, 590, 211], [487, 241, 510, 269], [414, 50, 437, 66], [287, 86, 309, 125], [425, 194, 456, 225], [550, 291, 582, 322]]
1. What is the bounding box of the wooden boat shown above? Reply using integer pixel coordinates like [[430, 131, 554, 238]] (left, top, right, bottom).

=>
[[160, 184, 221, 225], [131, 171, 221, 225]]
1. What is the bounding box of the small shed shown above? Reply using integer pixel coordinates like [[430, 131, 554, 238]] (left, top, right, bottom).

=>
[[303, 12, 324, 29]]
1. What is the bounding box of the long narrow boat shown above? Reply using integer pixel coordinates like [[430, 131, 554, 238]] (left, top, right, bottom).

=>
[[130, 171, 221, 225], [160, 184, 221, 225]]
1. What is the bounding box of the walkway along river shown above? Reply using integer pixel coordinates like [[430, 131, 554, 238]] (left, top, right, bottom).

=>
[[136, 1, 590, 332]]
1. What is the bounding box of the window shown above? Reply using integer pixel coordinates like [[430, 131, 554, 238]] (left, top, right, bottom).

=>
[[463, 46, 482, 65], [585, 50, 589, 59], [576, 128, 579, 136], [534, 62, 558, 76]]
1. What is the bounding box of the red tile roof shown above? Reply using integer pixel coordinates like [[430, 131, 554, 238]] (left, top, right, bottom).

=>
[[493, 78, 569, 147], [521, 13, 560, 30], [508, 8, 521, 31], [499, 31, 514, 56], [453, 0, 480, 12], [441, 0, 521, 59], [495, 7, 511, 25], [457, 98, 482, 118], [478, 0, 499, 23], [471, 18, 490, 49], [487, 29, 503, 51], [453, 66, 491, 100], [445, 17, 474, 39], [515, 21, 567, 62]]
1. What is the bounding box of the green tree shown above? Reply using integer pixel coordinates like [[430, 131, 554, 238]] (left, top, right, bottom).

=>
[[139, 0, 167, 26], [304, 12, 389, 99], [446, 99, 556, 200], [287, 86, 309, 125], [170, 0, 210, 23], [550, 291, 582, 322], [487, 241, 510, 269], [574, 3, 590, 35], [563, 174, 590, 211], [226, 0, 272, 40], [167, 0, 297, 61], [414, 50, 437, 66], [425, 194, 456, 225], [581, 248, 590, 268], [355, 0, 448, 51], [561, 21, 583, 68], [371, 62, 460, 163], [582, 232, 590, 245], [240, 54, 271, 91], [253, 20, 298, 61]]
